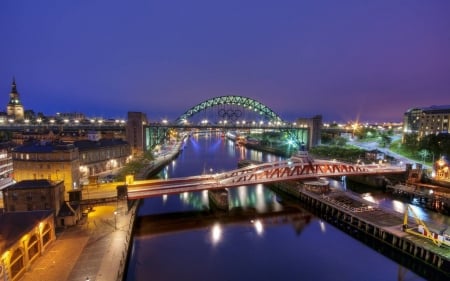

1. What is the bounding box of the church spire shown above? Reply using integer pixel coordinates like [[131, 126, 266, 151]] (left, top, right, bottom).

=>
[[6, 76, 24, 120], [11, 76, 17, 94]]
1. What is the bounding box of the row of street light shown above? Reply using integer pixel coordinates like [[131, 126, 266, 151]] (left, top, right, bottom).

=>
[[163, 118, 309, 128]]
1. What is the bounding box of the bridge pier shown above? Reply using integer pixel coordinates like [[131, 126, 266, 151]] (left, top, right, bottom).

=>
[[208, 189, 229, 211]]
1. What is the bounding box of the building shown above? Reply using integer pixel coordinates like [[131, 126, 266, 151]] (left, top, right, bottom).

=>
[[295, 115, 322, 148], [1, 179, 65, 215], [11, 130, 58, 145], [6, 78, 24, 121], [11, 142, 81, 192], [126, 111, 148, 156], [0, 210, 55, 281], [434, 156, 450, 182], [11, 138, 131, 192], [75, 138, 131, 179], [0, 143, 14, 192], [403, 105, 450, 138]]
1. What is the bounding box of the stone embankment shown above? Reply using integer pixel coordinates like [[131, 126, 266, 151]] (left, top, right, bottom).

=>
[[135, 139, 186, 180]]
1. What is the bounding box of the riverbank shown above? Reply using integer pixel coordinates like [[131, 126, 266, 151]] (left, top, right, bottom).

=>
[[134, 138, 186, 180], [20, 199, 139, 281], [18, 138, 188, 281]]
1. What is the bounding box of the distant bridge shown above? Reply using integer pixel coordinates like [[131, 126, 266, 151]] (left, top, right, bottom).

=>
[[127, 154, 406, 199]]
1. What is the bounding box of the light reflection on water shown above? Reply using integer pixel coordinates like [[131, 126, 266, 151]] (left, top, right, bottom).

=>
[[127, 133, 429, 281]]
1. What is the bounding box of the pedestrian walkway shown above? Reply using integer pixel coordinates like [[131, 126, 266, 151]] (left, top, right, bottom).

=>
[[134, 139, 186, 180], [20, 200, 138, 281]]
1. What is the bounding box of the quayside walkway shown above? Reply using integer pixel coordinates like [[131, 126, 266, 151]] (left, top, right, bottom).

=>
[[20, 200, 138, 281]]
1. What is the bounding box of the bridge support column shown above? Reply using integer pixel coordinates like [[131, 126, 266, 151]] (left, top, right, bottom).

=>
[[208, 189, 229, 211]]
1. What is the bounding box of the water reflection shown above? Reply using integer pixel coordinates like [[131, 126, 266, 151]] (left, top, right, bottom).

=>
[[210, 223, 222, 245], [128, 133, 428, 281]]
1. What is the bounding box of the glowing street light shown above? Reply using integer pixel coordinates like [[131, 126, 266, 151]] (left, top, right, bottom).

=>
[[114, 211, 118, 230]]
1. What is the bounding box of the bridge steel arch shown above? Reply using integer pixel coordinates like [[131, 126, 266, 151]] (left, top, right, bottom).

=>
[[175, 95, 283, 124]]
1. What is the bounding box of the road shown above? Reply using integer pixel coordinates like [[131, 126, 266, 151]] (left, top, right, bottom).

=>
[[348, 137, 429, 169]]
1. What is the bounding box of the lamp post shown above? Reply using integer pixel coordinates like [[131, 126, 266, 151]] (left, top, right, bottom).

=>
[[114, 211, 117, 230]]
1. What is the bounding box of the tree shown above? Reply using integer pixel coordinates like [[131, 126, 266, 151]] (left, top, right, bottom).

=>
[[379, 133, 392, 148], [418, 149, 430, 163], [402, 133, 419, 152]]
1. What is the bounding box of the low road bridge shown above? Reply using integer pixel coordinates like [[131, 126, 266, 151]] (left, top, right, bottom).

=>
[[127, 153, 406, 199]]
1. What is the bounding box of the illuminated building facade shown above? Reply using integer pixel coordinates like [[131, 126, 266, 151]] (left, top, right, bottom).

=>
[[403, 105, 450, 138], [434, 157, 450, 181], [1, 179, 65, 215], [75, 138, 131, 179], [0, 144, 14, 191], [0, 211, 55, 281], [6, 78, 24, 121], [11, 142, 80, 192], [11, 139, 131, 193]]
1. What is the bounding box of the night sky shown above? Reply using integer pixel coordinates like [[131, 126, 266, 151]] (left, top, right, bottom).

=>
[[1, 0, 449, 123]]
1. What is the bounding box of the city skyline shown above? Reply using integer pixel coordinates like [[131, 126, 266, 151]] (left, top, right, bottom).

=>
[[1, 0, 449, 123]]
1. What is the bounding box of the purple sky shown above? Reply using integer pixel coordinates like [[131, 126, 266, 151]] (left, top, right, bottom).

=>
[[1, 0, 449, 123]]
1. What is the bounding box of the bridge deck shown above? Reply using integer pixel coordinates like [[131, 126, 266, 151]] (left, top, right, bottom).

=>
[[126, 158, 406, 199]]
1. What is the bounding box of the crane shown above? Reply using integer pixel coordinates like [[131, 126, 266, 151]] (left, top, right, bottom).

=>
[[402, 205, 450, 247]]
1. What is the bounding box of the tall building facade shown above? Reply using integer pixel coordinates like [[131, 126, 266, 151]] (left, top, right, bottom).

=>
[[11, 139, 131, 194], [403, 105, 450, 138], [2, 179, 65, 214], [0, 143, 14, 191], [11, 142, 81, 192], [126, 111, 148, 156], [6, 77, 24, 121]]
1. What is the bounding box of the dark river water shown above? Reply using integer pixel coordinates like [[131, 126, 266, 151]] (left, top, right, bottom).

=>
[[125, 133, 446, 281]]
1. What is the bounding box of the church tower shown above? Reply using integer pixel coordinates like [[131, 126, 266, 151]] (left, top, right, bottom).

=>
[[6, 77, 24, 120]]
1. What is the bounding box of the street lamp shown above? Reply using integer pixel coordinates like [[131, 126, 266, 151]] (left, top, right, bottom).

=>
[[114, 211, 118, 230]]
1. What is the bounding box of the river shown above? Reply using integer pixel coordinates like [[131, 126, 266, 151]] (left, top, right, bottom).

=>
[[125, 132, 446, 281]]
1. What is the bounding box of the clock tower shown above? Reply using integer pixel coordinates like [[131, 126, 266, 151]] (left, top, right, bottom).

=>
[[6, 77, 24, 120]]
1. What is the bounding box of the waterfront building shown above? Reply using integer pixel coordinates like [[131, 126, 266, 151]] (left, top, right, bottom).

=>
[[403, 105, 450, 138], [1, 179, 65, 215], [434, 156, 450, 182], [6, 78, 24, 121], [10, 138, 131, 192], [11, 141, 81, 191], [0, 143, 14, 191], [1, 178, 81, 228], [0, 210, 55, 281], [75, 138, 131, 179]]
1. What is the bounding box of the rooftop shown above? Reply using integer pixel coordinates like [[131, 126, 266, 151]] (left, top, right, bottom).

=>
[[0, 210, 53, 252], [5, 179, 63, 190]]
